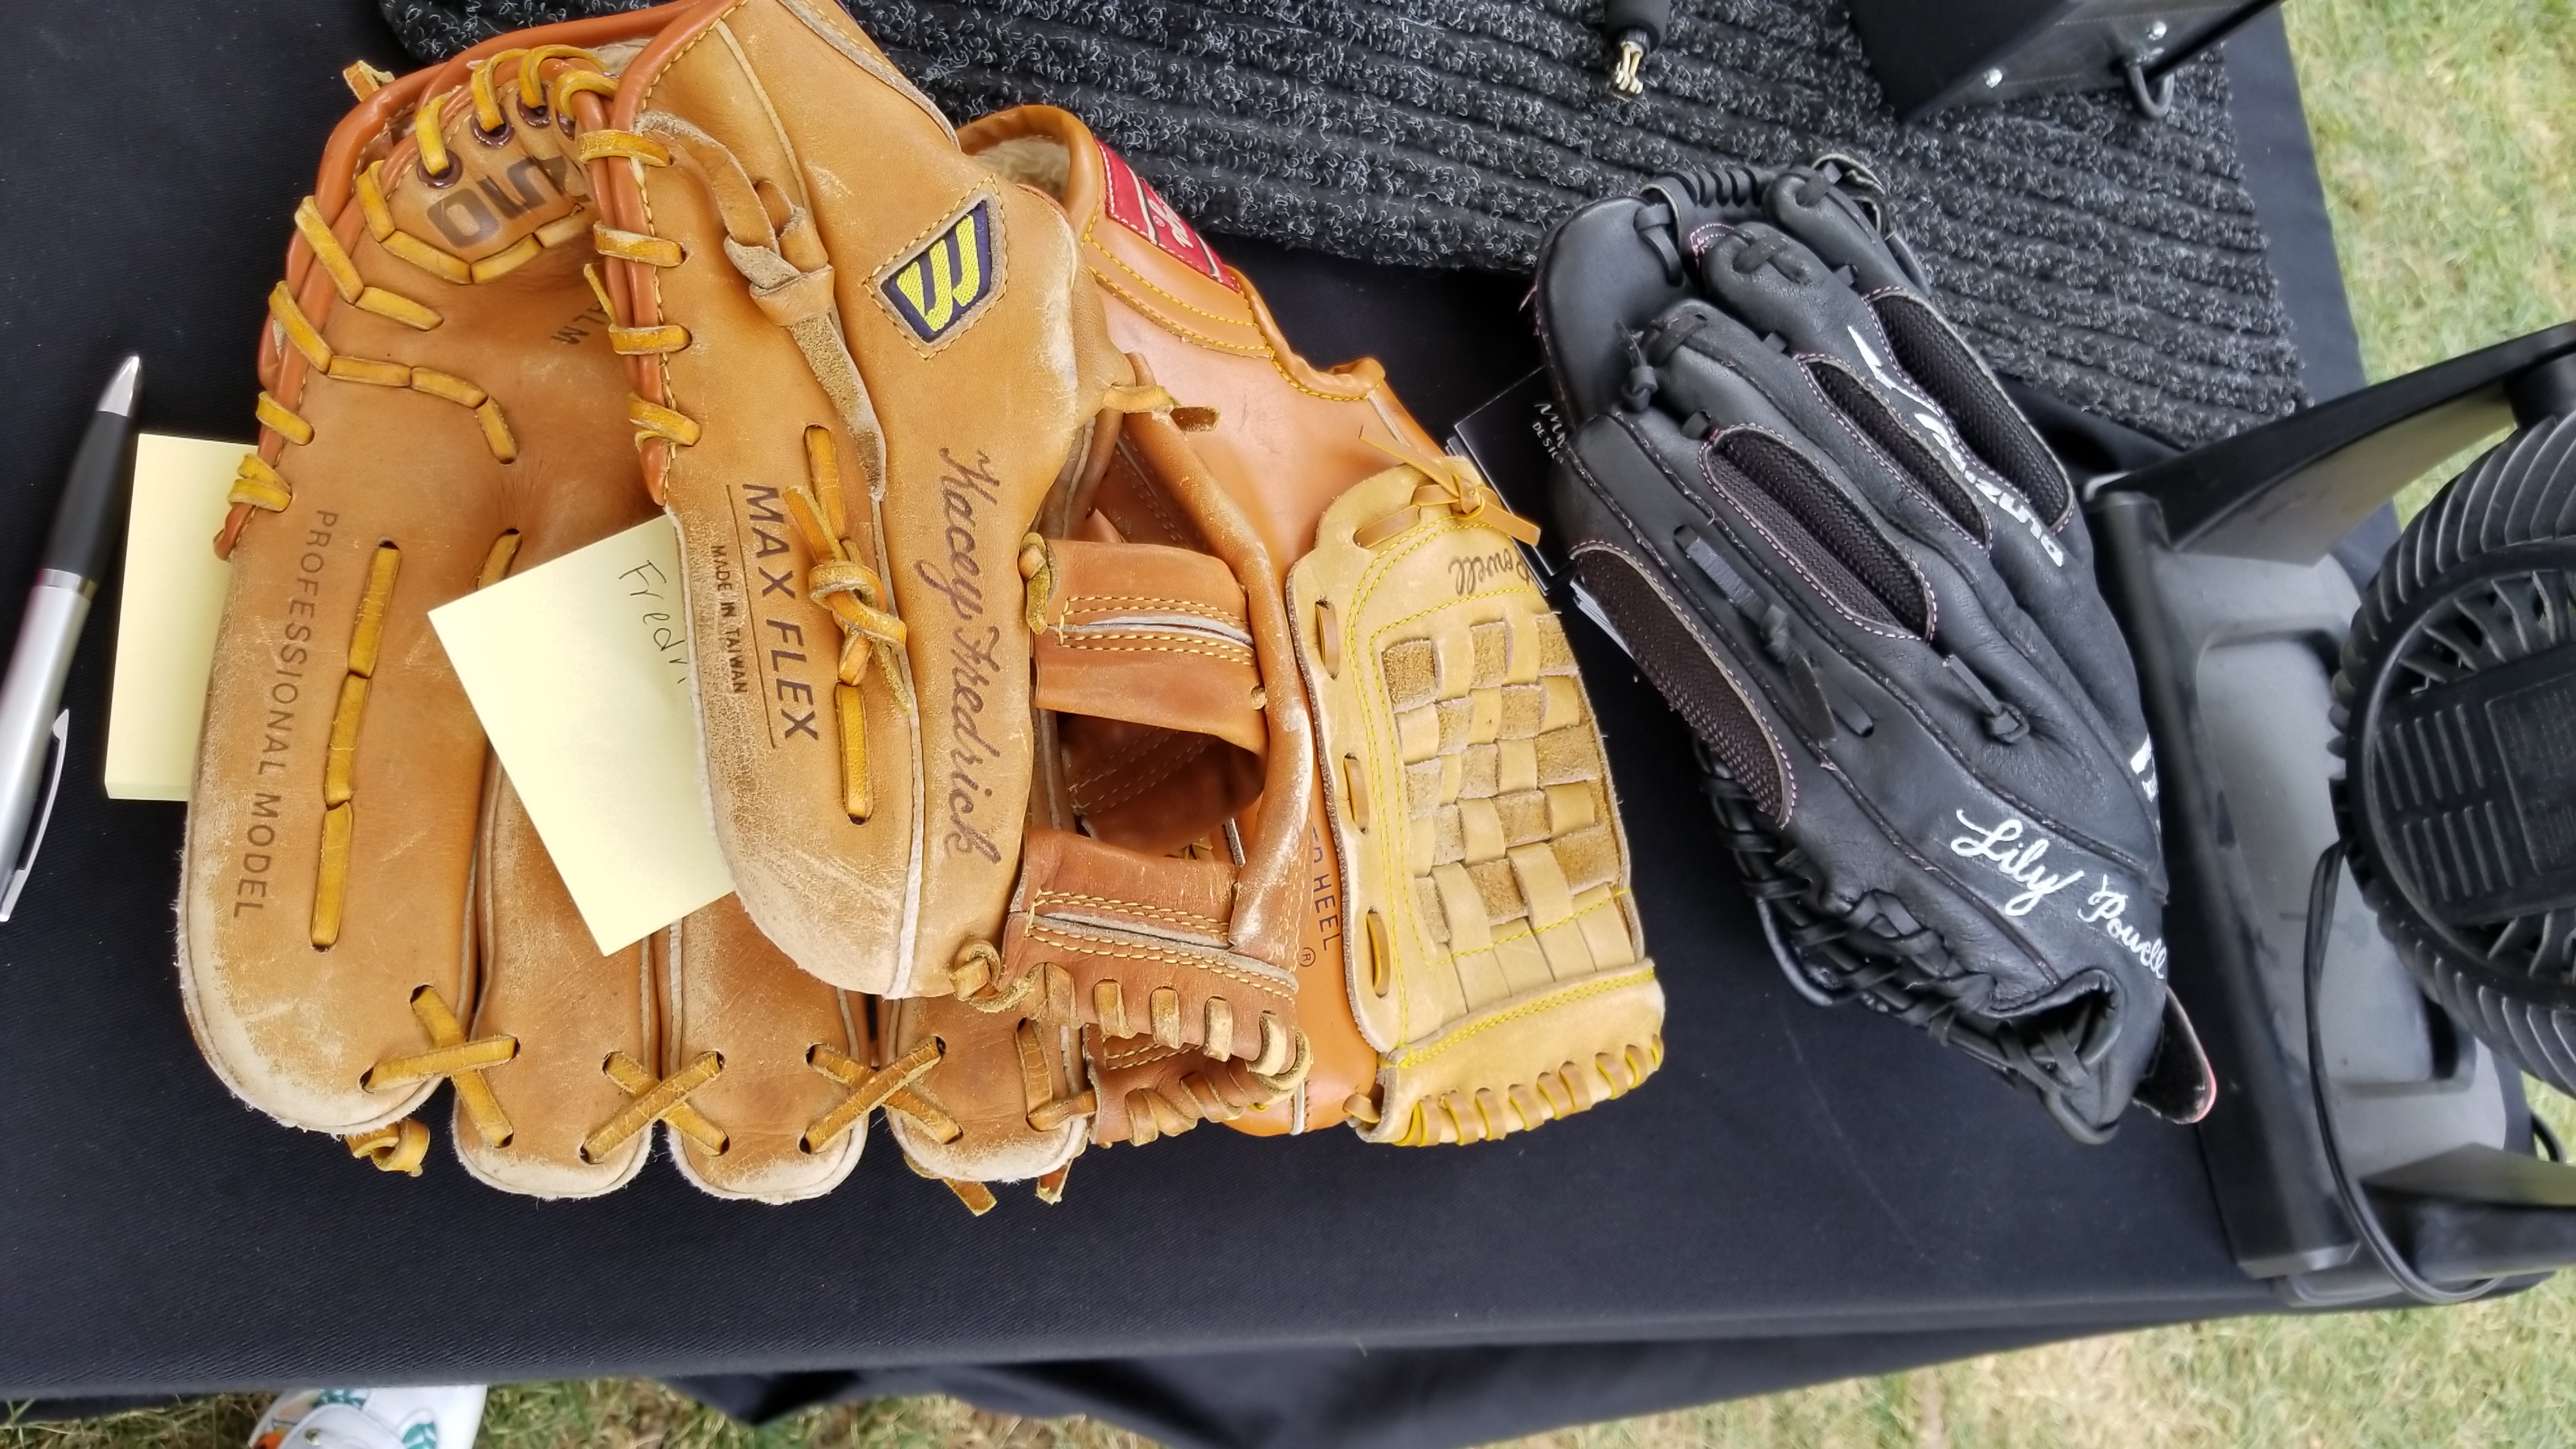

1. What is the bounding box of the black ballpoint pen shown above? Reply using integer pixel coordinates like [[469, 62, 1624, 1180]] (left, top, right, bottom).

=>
[[0, 355, 141, 919]]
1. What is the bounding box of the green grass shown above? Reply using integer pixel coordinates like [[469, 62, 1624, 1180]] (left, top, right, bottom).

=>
[[11, 3, 2574, 1446], [2292, 0, 2576, 515]]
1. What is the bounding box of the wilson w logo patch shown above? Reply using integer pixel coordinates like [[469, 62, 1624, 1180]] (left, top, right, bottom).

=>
[[879, 198, 999, 346]]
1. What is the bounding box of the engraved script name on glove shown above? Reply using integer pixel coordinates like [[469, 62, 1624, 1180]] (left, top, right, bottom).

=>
[[912, 447, 1011, 866]]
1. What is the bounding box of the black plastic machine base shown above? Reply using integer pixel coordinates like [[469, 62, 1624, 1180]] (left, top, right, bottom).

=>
[[2094, 323, 2576, 1305]]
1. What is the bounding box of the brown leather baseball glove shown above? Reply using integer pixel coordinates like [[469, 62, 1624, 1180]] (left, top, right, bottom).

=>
[[570, 0, 1336, 1208], [178, 15, 885, 1202], [960, 106, 1666, 1149], [183, 0, 1659, 1207]]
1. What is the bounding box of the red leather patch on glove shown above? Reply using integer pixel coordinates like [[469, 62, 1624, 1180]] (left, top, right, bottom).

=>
[[1097, 141, 1234, 288]]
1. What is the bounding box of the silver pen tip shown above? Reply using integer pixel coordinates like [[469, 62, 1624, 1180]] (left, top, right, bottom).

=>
[[96, 355, 142, 418]]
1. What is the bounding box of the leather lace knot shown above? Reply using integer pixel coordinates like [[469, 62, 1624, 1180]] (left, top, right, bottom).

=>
[[1356, 437, 1542, 548]]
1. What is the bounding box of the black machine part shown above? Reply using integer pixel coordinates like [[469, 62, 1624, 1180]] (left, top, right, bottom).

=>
[[1844, 0, 2285, 121], [2097, 332, 2576, 1305], [2334, 402, 2576, 1091]]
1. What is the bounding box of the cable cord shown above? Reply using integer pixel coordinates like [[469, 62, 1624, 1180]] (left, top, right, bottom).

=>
[[2302, 841, 2501, 1305]]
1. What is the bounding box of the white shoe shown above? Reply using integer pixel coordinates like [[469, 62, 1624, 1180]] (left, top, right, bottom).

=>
[[247, 1386, 487, 1449]]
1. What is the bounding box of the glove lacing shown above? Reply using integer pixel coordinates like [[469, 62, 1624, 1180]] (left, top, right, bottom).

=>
[[1698, 740, 2120, 1144]]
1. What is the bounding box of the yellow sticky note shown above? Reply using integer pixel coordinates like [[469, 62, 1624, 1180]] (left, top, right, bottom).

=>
[[105, 434, 243, 801], [429, 516, 734, 953]]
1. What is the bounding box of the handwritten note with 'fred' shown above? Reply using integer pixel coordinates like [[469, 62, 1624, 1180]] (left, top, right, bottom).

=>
[[429, 516, 733, 953]]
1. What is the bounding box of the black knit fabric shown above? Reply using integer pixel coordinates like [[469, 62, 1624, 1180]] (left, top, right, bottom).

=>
[[377, 0, 2307, 446]]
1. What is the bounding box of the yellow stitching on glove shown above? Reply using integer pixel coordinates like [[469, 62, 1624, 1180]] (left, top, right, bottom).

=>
[[516, 45, 599, 111], [470, 236, 543, 284], [256, 392, 312, 445], [550, 67, 618, 116], [1359, 437, 1544, 547], [477, 532, 522, 590], [383, 231, 473, 286], [407, 368, 486, 408], [782, 433, 908, 820], [362, 986, 518, 1148], [355, 286, 440, 330], [228, 454, 290, 513], [1017, 532, 1058, 635], [475, 401, 518, 462], [1019, 1020, 1096, 1130], [326, 355, 410, 387], [342, 60, 395, 103], [356, 162, 397, 241], [514, 46, 585, 110], [1035, 1162, 1072, 1204], [610, 323, 690, 355], [413, 93, 454, 181], [466, 52, 519, 134], [802, 1038, 943, 1152], [308, 545, 400, 946], [535, 212, 590, 249], [950, 938, 1032, 1014], [629, 395, 701, 447], [882, 1086, 960, 1143]]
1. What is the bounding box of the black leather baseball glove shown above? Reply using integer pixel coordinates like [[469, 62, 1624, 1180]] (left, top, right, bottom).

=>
[[1535, 160, 2212, 1140]]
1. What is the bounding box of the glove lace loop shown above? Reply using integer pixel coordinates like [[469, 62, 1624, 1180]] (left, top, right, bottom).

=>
[[344, 1119, 433, 1176], [802, 1038, 944, 1153], [358, 985, 519, 1154], [1353, 438, 1543, 548], [780, 427, 912, 822], [582, 1050, 726, 1163], [948, 938, 1034, 1014]]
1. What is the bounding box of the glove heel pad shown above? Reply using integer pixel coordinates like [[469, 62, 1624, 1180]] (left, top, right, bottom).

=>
[[1289, 465, 1662, 1144]]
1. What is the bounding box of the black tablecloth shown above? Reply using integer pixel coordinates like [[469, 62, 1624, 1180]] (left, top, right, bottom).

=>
[[0, 6, 2366, 1446]]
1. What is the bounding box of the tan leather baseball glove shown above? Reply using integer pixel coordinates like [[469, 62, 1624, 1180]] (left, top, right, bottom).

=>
[[960, 106, 1666, 1149], [569, 0, 1337, 1208], [183, 0, 1657, 1207], [178, 14, 887, 1202]]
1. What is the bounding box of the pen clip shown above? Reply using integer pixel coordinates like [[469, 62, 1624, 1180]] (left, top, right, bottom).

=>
[[0, 709, 70, 922]]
